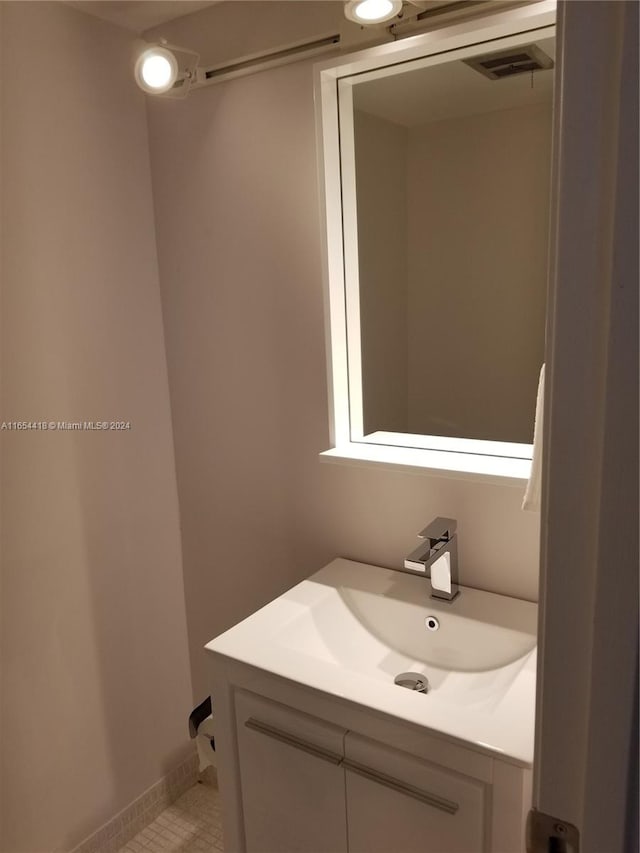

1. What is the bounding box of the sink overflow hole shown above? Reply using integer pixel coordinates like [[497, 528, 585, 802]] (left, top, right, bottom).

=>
[[394, 672, 430, 693]]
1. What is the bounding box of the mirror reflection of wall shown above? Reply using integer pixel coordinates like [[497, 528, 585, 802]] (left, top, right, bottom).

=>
[[353, 38, 554, 444]]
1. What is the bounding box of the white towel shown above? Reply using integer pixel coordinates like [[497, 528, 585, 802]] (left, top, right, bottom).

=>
[[522, 364, 545, 512]]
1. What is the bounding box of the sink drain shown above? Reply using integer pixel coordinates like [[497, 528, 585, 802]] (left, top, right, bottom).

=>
[[394, 672, 429, 693]]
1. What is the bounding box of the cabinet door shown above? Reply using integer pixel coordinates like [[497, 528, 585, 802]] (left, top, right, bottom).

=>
[[235, 690, 348, 853], [344, 732, 486, 853]]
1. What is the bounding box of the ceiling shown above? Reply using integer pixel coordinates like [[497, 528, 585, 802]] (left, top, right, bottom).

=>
[[354, 36, 556, 127], [67, 1, 221, 34]]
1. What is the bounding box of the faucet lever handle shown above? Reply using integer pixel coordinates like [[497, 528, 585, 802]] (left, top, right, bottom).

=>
[[418, 517, 457, 543]]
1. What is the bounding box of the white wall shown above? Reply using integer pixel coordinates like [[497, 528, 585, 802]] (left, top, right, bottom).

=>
[[406, 103, 551, 441], [146, 1, 541, 703], [354, 110, 409, 434], [0, 4, 193, 851]]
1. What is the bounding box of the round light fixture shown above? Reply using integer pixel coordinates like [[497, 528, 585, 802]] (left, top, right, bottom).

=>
[[134, 46, 179, 94], [344, 0, 403, 24]]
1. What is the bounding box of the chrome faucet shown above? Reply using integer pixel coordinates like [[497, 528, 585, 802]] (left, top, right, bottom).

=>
[[404, 518, 460, 601]]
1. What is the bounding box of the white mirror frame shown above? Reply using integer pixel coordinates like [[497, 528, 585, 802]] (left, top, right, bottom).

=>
[[315, 1, 556, 483]]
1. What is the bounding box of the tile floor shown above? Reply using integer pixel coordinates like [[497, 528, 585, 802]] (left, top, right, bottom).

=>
[[117, 781, 224, 853]]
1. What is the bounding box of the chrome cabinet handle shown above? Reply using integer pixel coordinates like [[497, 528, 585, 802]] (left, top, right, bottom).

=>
[[245, 717, 344, 766], [342, 758, 459, 815]]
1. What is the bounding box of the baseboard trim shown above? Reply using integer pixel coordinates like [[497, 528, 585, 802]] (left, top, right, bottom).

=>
[[71, 750, 199, 853]]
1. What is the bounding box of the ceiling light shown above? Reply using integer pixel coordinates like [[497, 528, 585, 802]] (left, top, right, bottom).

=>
[[135, 46, 179, 94], [344, 0, 403, 24]]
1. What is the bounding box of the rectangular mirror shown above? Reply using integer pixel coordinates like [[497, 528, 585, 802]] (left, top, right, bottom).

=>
[[316, 3, 556, 480]]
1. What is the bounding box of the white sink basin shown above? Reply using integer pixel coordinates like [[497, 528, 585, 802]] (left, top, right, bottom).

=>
[[275, 562, 536, 708], [207, 558, 538, 764]]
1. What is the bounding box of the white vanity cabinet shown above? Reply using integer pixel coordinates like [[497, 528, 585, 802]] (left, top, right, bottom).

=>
[[207, 560, 536, 853], [234, 690, 348, 853], [215, 668, 531, 853], [344, 732, 485, 853]]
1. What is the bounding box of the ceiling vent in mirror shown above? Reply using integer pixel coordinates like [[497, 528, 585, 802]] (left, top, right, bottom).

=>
[[464, 44, 554, 80]]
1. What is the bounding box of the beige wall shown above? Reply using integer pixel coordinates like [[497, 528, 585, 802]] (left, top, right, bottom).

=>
[[407, 103, 551, 441], [146, 1, 541, 703], [0, 4, 193, 852], [354, 110, 409, 434], [0, 3, 544, 850]]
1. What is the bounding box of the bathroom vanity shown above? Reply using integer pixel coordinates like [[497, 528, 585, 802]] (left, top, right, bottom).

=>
[[207, 559, 537, 853]]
